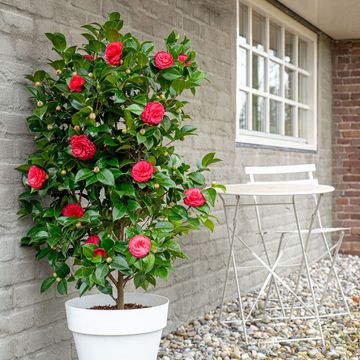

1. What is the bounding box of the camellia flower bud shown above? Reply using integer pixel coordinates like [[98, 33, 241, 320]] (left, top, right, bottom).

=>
[[55, 69, 62, 76], [53, 272, 57, 277], [76, 222, 82, 228], [61, 170, 67, 176], [74, 125, 81, 131], [88, 72, 93, 78], [47, 124, 53, 130], [89, 112, 96, 120], [140, 128, 146, 135], [106, 257, 112, 263], [126, 68, 131, 74], [93, 167, 100, 173], [55, 105, 61, 111], [34, 81, 41, 87], [56, 277, 61, 282], [37, 100, 43, 107], [154, 183, 160, 189]]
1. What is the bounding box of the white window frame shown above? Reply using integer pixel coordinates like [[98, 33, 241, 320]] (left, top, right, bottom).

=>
[[236, 0, 318, 151]]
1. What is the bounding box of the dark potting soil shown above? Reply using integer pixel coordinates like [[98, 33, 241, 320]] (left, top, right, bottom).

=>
[[90, 303, 149, 310]]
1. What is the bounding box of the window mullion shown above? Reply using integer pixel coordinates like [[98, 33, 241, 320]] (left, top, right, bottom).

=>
[[248, 5, 253, 131], [265, 15, 270, 133], [280, 26, 285, 136], [294, 35, 299, 137]]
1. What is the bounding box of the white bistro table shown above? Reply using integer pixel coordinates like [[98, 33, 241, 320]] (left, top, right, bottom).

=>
[[217, 183, 337, 346]]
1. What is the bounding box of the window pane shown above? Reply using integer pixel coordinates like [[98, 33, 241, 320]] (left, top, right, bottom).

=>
[[270, 100, 281, 134], [285, 104, 294, 136], [285, 31, 295, 64], [298, 39, 307, 69], [252, 54, 265, 91], [269, 22, 281, 58], [298, 74, 307, 104], [239, 91, 248, 129], [284, 67, 295, 100], [238, 47, 247, 87], [252, 95, 265, 132], [239, 3, 248, 44], [298, 108, 307, 138], [252, 11, 266, 51], [269, 61, 281, 95]]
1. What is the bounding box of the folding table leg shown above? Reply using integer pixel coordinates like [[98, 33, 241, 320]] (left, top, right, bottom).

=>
[[264, 233, 286, 316], [318, 231, 352, 318], [219, 196, 249, 343], [291, 195, 325, 347], [253, 197, 285, 317]]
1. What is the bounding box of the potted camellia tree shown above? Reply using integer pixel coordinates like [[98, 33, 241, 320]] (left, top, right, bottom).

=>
[[17, 12, 222, 360]]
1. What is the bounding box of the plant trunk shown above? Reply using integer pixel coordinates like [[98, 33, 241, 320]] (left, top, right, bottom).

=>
[[117, 271, 125, 310]]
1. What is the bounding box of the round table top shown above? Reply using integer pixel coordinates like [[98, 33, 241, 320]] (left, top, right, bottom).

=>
[[217, 183, 335, 196]]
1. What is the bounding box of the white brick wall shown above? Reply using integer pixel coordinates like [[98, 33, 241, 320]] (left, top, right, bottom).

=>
[[0, 0, 333, 358]]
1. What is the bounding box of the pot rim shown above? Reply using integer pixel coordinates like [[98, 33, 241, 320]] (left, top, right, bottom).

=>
[[65, 292, 169, 312]]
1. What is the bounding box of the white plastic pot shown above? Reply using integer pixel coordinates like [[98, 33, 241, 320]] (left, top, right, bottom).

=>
[[65, 293, 169, 360]]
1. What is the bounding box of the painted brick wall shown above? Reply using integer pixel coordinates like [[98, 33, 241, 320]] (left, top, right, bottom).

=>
[[332, 40, 360, 256], [0, 0, 333, 359]]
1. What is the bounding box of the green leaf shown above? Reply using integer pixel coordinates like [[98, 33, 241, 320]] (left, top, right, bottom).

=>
[[171, 78, 186, 94], [74, 267, 94, 278], [41, 277, 56, 293], [201, 152, 222, 168], [55, 262, 70, 278], [172, 205, 188, 219], [111, 191, 127, 220], [134, 273, 146, 288], [97, 169, 115, 186], [202, 188, 217, 207], [45, 32, 67, 52], [188, 172, 205, 185], [143, 253, 155, 273], [203, 218, 214, 232], [161, 68, 182, 81], [95, 264, 109, 286], [75, 168, 94, 183], [154, 173, 176, 188], [111, 255, 132, 273], [155, 221, 174, 230], [154, 267, 168, 279], [126, 104, 144, 115], [57, 279, 68, 295], [82, 244, 96, 259]]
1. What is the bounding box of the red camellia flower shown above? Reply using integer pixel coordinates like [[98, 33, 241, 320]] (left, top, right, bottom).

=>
[[128, 235, 152, 258], [70, 135, 96, 160], [154, 51, 174, 69], [184, 188, 206, 207], [178, 54, 192, 66], [69, 74, 85, 92], [141, 101, 165, 125], [83, 54, 95, 61], [105, 42, 123, 66], [62, 203, 84, 218], [86, 235, 100, 245], [94, 248, 107, 257], [131, 160, 155, 182], [27, 165, 47, 190]]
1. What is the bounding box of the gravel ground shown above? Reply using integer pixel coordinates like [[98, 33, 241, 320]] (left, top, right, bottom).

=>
[[158, 255, 360, 359]]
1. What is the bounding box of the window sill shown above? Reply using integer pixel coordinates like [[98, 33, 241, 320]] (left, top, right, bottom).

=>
[[236, 133, 317, 152]]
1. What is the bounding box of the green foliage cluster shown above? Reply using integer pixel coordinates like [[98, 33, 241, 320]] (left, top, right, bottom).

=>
[[18, 13, 222, 301]]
